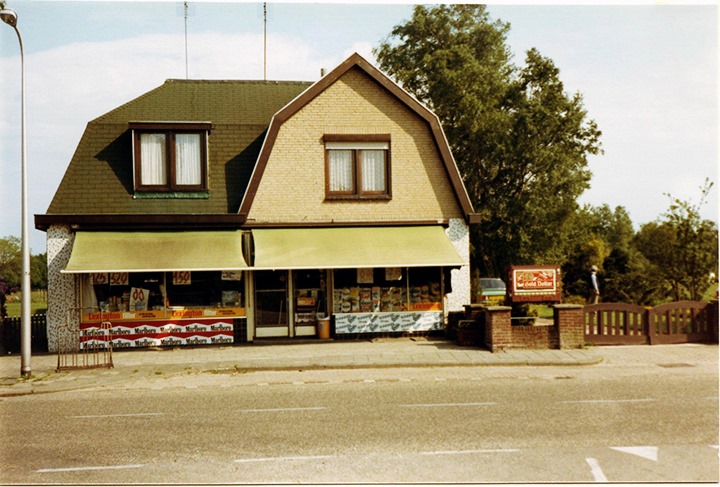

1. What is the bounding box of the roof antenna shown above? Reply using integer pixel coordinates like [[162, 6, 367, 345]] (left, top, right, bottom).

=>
[[263, 2, 267, 81], [184, 1, 189, 79]]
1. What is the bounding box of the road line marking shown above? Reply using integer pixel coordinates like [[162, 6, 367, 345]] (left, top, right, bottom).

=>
[[70, 413, 164, 419], [234, 455, 335, 463], [610, 446, 658, 462], [420, 449, 519, 456], [562, 399, 655, 404], [585, 458, 608, 482], [239, 407, 326, 413], [37, 464, 144, 473], [400, 402, 497, 408]]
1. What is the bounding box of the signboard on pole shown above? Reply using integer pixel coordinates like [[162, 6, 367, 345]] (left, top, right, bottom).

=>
[[507, 265, 562, 303]]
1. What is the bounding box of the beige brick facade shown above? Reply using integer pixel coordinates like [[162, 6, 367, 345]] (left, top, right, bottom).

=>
[[246, 68, 464, 223]]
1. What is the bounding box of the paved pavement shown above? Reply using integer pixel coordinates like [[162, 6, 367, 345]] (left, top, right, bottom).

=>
[[0, 337, 716, 397]]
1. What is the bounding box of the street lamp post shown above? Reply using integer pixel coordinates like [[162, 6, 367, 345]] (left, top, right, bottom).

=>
[[1, 7, 31, 377]]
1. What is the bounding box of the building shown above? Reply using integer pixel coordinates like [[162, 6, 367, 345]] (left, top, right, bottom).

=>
[[36, 53, 478, 352]]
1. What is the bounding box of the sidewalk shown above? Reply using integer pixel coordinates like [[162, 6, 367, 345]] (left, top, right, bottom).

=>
[[0, 337, 603, 397]]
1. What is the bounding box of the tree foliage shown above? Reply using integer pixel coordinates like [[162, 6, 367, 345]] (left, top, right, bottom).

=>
[[634, 180, 718, 301], [375, 5, 602, 276]]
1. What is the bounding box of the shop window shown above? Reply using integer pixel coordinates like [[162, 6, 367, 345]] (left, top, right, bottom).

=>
[[331, 267, 444, 313], [83, 270, 244, 312], [408, 267, 443, 311], [130, 122, 210, 193], [332, 268, 407, 313], [324, 134, 391, 199]]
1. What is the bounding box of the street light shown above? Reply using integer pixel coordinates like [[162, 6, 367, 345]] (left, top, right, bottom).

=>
[[1, 7, 31, 377]]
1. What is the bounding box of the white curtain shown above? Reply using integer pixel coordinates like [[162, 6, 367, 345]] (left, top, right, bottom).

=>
[[175, 133, 202, 185], [361, 149, 386, 192], [140, 133, 167, 185], [328, 149, 354, 192]]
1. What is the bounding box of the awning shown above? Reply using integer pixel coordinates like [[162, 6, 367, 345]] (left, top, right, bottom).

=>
[[252, 226, 464, 270], [62, 231, 247, 273]]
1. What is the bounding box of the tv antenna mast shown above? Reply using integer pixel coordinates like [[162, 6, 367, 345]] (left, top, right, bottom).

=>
[[263, 2, 267, 81], [184, 1, 189, 79]]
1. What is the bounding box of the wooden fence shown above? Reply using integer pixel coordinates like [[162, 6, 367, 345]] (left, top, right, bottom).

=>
[[585, 301, 718, 345]]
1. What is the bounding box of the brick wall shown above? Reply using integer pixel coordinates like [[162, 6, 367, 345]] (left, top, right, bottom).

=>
[[483, 304, 584, 352], [247, 67, 464, 223]]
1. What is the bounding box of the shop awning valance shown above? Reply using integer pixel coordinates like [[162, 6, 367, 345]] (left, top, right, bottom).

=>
[[251, 226, 464, 270], [62, 231, 247, 273]]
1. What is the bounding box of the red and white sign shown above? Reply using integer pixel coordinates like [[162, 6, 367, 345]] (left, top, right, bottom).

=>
[[508, 265, 562, 303]]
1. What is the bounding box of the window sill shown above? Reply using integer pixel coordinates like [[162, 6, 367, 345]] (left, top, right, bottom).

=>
[[134, 191, 210, 200], [324, 194, 391, 202]]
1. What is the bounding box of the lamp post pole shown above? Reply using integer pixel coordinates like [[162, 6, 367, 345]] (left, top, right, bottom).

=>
[[1, 7, 31, 377]]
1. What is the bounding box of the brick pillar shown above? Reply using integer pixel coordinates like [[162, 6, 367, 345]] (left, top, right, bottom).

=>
[[553, 304, 584, 349], [708, 301, 718, 343], [484, 306, 512, 352]]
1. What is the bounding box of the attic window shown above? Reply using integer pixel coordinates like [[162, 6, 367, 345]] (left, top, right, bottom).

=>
[[130, 122, 211, 193], [324, 134, 391, 200]]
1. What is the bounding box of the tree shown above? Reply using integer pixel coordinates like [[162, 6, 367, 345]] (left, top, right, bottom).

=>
[[0, 236, 22, 322], [0, 236, 22, 289], [0, 237, 49, 320], [375, 5, 602, 276], [635, 180, 718, 301]]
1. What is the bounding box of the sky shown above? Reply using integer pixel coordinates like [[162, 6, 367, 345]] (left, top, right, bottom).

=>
[[0, 0, 717, 255]]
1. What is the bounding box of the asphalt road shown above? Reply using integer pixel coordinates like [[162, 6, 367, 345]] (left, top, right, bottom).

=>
[[1, 347, 717, 484]]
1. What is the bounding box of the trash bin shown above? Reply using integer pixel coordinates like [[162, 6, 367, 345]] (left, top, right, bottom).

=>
[[316, 316, 331, 339]]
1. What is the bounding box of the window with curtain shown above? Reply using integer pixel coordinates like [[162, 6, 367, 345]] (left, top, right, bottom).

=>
[[324, 136, 390, 199], [131, 123, 209, 193]]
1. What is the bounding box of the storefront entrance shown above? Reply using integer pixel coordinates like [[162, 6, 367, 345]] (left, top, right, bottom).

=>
[[254, 270, 290, 337]]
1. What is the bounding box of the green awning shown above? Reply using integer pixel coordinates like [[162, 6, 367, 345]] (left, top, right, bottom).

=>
[[62, 231, 247, 273], [252, 226, 464, 270]]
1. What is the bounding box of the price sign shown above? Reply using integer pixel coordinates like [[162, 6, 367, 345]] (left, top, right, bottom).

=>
[[173, 271, 192, 285], [90, 273, 108, 285], [130, 287, 149, 311], [109, 272, 129, 286]]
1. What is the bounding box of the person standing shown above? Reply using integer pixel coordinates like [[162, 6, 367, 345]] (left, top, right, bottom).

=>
[[590, 265, 600, 304]]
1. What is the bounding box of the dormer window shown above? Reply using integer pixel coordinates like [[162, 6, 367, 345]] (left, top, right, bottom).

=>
[[324, 134, 391, 200], [130, 122, 211, 193]]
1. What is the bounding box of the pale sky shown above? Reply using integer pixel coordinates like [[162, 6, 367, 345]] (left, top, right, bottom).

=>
[[0, 1, 717, 254]]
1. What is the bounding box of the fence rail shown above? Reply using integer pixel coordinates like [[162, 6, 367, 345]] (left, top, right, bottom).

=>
[[585, 301, 718, 345]]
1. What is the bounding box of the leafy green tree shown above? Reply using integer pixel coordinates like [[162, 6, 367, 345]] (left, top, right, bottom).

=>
[[0, 236, 22, 322], [601, 247, 663, 305], [635, 180, 718, 301], [375, 5, 602, 276], [0, 236, 21, 289], [31, 253, 47, 289]]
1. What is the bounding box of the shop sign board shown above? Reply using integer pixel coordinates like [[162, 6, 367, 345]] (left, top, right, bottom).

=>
[[507, 265, 562, 303]]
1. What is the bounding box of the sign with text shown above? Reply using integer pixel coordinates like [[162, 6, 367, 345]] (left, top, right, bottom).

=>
[[507, 265, 562, 303]]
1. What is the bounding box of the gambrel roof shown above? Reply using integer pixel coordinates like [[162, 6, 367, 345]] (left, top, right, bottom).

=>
[[240, 53, 476, 222], [36, 53, 476, 231]]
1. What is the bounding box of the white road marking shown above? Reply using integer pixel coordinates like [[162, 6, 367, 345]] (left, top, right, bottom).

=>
[[235, 455, 335, 463], [420, 449, 519, 456], [610, 446, 658, 462], [70, 413, 164, 419], [239, 407, 326, 413], [37, 464, 144, 473], [562, 399, 655, 404], [400, 402, 497, 408], [585, 458, 608, 482]]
